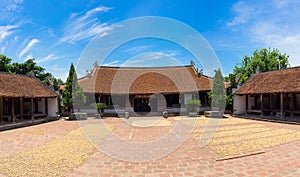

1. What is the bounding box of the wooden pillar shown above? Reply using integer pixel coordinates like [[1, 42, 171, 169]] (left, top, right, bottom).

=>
[[20, 98, 23, 120], [11, 98, 15, 123], [260, 94, 263, 116], [45, 98, 48, 115], [290, 93, 294, 117], [31, 98, 34, 121], [269, 94, 273, 115], [280, 93, 284, 117], [245, 95, 248, 114]]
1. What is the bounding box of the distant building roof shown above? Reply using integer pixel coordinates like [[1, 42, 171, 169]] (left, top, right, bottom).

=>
[[0, 72, 58, 98], [78, 65, 229, 94], [235, 67, 300, 95]]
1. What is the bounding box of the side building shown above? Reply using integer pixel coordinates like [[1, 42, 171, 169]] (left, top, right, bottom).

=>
[[0, 72, 58, 123], [233, 67, 300, 117]]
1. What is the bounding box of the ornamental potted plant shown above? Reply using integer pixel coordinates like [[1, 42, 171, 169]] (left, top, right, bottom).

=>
[[95, 102, 106, 118], [186, 99, 201, 117]]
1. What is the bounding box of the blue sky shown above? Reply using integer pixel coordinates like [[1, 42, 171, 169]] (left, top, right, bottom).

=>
[[1, 0, 300, 81]]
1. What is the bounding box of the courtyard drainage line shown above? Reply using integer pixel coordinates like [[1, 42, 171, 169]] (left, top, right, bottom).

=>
[[216, 151, 265, 161]]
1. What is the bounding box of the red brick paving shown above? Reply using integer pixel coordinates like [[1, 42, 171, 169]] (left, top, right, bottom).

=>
[[0, 119, 79, 157], [68, 117, 300, 177], [0, 117, 299, 176]]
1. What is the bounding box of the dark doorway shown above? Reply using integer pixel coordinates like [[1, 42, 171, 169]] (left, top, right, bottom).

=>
[[134, 98, 151, 112]]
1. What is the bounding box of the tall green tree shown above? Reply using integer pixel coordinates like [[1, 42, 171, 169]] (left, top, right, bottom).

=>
[[62, 63, 86, 112], [0, 54, 12, 72], [227, 48, 289, 88], [211, 69, 226, 118], [226, 48, 290, 110]]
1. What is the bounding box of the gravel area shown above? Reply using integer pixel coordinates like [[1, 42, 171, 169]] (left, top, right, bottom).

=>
[[0, 128, 95, 177], [191, 117, 300, 157]]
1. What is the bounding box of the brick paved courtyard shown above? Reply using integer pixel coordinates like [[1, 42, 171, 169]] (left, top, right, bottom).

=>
[[0, 116, 300, 177]]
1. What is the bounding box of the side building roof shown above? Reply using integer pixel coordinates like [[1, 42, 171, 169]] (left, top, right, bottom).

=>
[[235, 67, 300, 95], [78, 65, 229, 94], [0, 72, 58, 98]]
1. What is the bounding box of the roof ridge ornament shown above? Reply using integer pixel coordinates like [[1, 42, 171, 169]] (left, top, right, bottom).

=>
[[29, 70, 35, 77]]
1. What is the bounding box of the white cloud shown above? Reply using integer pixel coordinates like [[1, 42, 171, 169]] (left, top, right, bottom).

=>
[[48, 64, 69, 81], [102, 60, 120, 66], [35, 54, 57, 63], [159, 50, 181, 57], [227, 0, 300, 66], [18, 38, 39, 59], [122, 52, 181, 67], [24, 53, 33, 61], [0, 0, 23, 21], [123, 46, 151, 54], [59, 5, 112, 44], [0, 25, 18, 43], [226, 1, 256, 26]]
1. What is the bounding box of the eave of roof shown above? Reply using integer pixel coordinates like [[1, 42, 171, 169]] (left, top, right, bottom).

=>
[[0, 72, 58, 98], [78, 64, 228, 94], [234, 66, 300, 95]]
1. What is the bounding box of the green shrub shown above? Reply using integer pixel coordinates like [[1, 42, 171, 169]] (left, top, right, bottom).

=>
[[186, 99, 201, 112]]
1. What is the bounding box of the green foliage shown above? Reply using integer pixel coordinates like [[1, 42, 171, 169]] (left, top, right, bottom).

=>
[[186, 99, 201, 112], [62, 63, 86, 112], [229, 48, 289, 87], [0, 54, 12, 72], [226, 48, 290, 111], [96, 102, 107, 109], [0, 54, 63, 90], [93, 103, 106, 114], [211, 69, 226, 112]]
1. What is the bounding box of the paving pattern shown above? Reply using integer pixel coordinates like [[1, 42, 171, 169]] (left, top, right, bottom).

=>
[[0, 120, 79, 157], [0, 116, 299, 177]]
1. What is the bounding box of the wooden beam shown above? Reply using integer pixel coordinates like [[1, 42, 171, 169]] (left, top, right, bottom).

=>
[[31, 98, 34, 121], [280, 93, 284, 117], [11, 98, 15, 123], [290, 93, 294, 117], [260, 94, 263, 116]]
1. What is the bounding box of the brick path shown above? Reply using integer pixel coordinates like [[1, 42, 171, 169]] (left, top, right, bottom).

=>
[[0, 119, 79, 157], [0, 117, 299, 176]]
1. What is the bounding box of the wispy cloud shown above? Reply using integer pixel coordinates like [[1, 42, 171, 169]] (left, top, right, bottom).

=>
[[0, 25, 18, 43], [123, 45, 151, 54], [226, 1, 256, 26], [59, 5, 112, 44], [123, 52, 181, 67], [102, 60, 120, 66], [48, 64, 69, 81], [159, 50, 181, 57], [227, 0, 300, 66], [0, 0, 23, 22], [35, 54, 58, 63], [18, 38, 39, 59]]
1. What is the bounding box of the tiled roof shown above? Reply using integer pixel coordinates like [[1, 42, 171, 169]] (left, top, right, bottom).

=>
[[78, 65, 226, 94], [0, 72, 58, 98], [235, 67, 300, 95]]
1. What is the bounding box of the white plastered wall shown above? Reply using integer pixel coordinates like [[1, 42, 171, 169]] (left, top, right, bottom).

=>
[[233, 95, 246, 115]]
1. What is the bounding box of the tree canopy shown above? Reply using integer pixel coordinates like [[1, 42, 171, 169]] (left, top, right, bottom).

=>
[[0, 54, 63, 90], [211, 69, 226, 113], [225, 48, 290, 111], [62, 63, 86, 112], [227, 48, 289, 87]]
